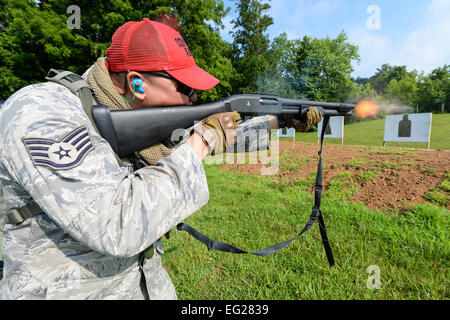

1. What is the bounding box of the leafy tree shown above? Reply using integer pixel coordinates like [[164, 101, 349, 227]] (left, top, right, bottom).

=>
[[230, 0, 273, 93], [256, 32, 298, 97], [354, 76, 370, 88], [351, 82, 378, 101], [416, 65, 450, 112], [0, 0, 233, 103], [384, 72, 419, 107], [290, 31, 360, 102], [39, 0, 150, 44], [369, 64, 410, 95], [0, 0, 89, 99], [0, 1, 25, 99], [0, 0, 142, 99], [166, 0, 234, 102]]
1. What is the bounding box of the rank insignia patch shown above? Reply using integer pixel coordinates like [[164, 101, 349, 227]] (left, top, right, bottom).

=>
[[23, 125, 94, 170]]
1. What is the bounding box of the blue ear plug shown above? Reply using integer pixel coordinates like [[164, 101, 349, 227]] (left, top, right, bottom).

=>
[[132, 78, 144, 93], [121, 78, 143, 103]]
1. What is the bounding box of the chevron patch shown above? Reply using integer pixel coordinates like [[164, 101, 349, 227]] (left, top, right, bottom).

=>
[[23, 125, 94, 170]]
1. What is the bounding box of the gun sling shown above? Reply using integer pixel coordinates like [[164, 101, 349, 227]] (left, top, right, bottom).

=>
[[177, 116, 335, 267]]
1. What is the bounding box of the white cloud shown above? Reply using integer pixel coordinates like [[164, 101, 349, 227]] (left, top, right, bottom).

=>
[[221, 0, 450, 77], [350, 0, 450, 77], [305, 0, 334, 15], [269, 0, 344, 32], [390, 0, 450, 73], [221, 0, 346, 41], [348, 29, 391, 77]]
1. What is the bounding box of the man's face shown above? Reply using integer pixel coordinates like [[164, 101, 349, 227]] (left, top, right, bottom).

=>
[[136, 73, 197, 108], [110, 70, 198, 109], [118, 71, 196, 109]]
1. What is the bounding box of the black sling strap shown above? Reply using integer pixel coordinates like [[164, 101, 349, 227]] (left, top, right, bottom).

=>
[[177, 115, 335, 267]]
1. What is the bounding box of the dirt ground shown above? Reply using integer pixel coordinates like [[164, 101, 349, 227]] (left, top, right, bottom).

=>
[[221, 141, 450, 211]]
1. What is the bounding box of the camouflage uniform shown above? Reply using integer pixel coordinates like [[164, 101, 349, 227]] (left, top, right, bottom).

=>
[[0, 81, 272, 300]]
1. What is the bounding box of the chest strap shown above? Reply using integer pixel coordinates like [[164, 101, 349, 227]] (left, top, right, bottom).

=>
[[45, 69, 100, 134], [7, 202, 43, 225], [45, 68, 123, 166]]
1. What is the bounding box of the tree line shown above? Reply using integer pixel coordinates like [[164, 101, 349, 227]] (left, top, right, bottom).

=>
[[1, 0, 448, 114]]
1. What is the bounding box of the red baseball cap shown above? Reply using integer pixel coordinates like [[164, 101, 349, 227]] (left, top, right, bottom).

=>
[[105, 18, 219, 90]]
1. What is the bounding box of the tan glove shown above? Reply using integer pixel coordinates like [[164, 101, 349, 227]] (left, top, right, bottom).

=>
[[282, 107, 322, 132], [193, 111, 241, 155]]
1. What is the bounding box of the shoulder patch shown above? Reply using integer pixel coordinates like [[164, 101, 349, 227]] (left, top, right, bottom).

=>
[[23, 125, 94, 170]]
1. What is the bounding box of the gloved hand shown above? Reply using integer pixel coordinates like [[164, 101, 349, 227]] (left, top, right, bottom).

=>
[[278, 107, 322, 132], [193, 111, 241, 155]]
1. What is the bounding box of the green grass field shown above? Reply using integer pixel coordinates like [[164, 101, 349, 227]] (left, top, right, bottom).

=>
[[288, 113, 450, 150], [162, 114, 449, 299], [162, 163, 449, 300]]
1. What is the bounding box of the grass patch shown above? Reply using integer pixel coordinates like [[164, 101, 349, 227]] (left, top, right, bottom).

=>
[[325, 171, 359, 200], [423, 190, 448, 207], [276, 151, 314, 173], [347, 157, 368, 168], [439, 179, 450, 192], [162, 164, 449, 300], [356, 169, 379, 181], [423, 172, 450, 207], [381, 160, 400, 170]]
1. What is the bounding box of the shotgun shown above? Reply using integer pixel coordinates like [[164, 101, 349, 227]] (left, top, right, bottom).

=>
[[92, 93, 355, 157]]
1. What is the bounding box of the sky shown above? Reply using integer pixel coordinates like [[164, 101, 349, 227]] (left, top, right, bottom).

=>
[[220, 0, 450, 78]]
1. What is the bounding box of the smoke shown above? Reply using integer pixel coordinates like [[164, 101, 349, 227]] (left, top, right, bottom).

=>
[[355, 99, 416, 119], [377, 102, 416, 115], [255, 73, 418, 120]]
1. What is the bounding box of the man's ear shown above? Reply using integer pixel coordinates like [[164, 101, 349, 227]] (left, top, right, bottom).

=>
[[126, 71, 146, 101]]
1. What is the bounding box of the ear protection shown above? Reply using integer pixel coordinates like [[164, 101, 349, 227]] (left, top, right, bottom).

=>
[[132, 78, 144, 93], [121, 78, 143, 103]]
